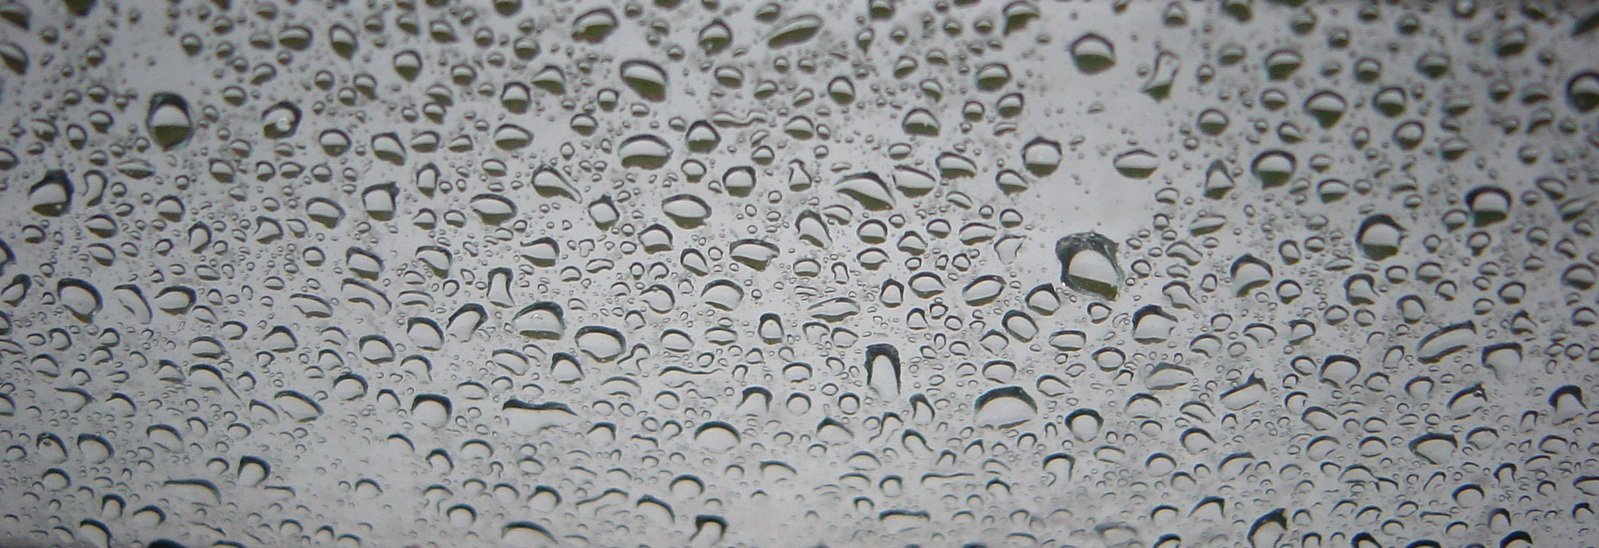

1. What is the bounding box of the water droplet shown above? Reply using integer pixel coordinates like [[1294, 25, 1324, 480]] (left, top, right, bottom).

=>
[[975, 386, 1037, 428], [768, 14, 823, 47], [620, 60, 668, 101], [572, 8, 618, 42], [619, 134, 673, 169], [1071, 33, 1116, 73], [1355, 214, 1404, 260], [1112, 149, 1159, 178], [146, 93, 193, 149], [835, 172, 895, 210], [1056, 233, 1123, 300], [1022, 138, 1062, 176]]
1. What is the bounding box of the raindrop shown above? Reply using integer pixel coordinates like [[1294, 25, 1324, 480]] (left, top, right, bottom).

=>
[[662, 194, 713, 228], [1056, 233, 1123, 300], [1071, 34, 1116, 73], [572, 8, 618, 42], [835, 172, 896, 210], [619, 135, 673, 169], [768, 14, 823, 47], [1251, 150, 1296, 187], [975, 386, 1037, 428], [28, 170, 73, 216], [620, 60, 668, 101], [576, 326, 626, 361], [261, 101, 301, 139], [146, 93, 193, 149], [1022, 138, 1062, 176], [1112, 149, 1158, 178], [1355, 215, 1404, 260]]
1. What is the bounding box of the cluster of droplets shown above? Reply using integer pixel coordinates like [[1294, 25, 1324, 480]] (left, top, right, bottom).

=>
[[2, 0, 1599, 546]]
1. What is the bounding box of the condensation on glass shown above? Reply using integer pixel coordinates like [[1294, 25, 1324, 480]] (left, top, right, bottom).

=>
[[1, 0, 1597, 546]]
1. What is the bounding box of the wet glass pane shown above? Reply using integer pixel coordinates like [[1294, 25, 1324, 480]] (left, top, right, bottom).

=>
[[1, 0, 1597, 546]]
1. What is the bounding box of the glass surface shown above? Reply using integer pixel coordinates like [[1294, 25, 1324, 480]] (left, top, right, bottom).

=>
[[1, 0, 1598, 546]]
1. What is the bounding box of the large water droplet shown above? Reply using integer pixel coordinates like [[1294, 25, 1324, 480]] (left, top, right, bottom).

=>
[[1055, 233, 1122, 300], [146, 93, 193, 149]]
